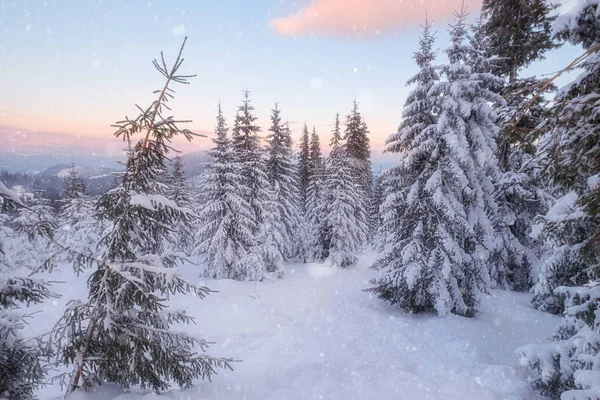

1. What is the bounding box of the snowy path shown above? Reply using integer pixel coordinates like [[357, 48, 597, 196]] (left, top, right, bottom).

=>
[[31, 254, 560, 400]]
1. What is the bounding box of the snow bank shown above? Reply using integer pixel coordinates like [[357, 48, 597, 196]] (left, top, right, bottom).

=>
[[27, 253, 559, 400]]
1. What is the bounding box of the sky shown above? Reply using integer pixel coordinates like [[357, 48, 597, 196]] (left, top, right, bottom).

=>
[[0, 0, 582, 163]]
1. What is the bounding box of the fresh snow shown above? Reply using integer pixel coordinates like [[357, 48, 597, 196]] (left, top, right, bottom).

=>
[[24, 252, 560, 400]]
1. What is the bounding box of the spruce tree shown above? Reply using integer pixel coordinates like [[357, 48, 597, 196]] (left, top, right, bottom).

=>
[[231, 91, 283, 280], [519, 3, 600, 397], [306, 126, 326, 260], [319, 114, 368, 267], [467, 20, 546, 291], [344, 101, 372, 199], [343, 101, 373, 239], [266, 104, 302, 260], [1, 182, 55, 400], [55, 165, 106, 264], [531, 0, 600, 314], [13, 191, 56, 268], [306, 126, 324, 217], [53, 39, 232, 396], [370, 10, 500, 317], [164, 155, 194, 253], [480, 0, 556, 83], [298, 123, 311, 213], [195, 102, 255, 279]]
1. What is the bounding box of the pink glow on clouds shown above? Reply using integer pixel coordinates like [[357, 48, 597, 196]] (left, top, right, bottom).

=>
[[271, 0, 482, 37]]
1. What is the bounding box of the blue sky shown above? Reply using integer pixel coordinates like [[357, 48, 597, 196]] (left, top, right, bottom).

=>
[[0, 0, 582, 161]]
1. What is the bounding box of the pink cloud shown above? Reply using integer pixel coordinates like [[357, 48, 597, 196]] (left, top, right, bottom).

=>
[[271, 0, 482, 37]]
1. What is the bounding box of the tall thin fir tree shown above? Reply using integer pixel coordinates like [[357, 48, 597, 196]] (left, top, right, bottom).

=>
[[55, 165, 107, 264], [478, 2, 556, 290], [481, 0, 556, 83], [320, 114, 368, 268], [371, 10, 501, 317], [13, 190, 56, 268], [231, 91, 283, 280], [343, 100, 373, 239], [164, 155, 194, 253], [306, 126, 326, 260], [519, 3, 600, 396], [195, 102, 254, 279], [52, 38, 232, 397], [298, 123, 311, 213], [0, 182, 55, 400], [266, 103, 302, 260]]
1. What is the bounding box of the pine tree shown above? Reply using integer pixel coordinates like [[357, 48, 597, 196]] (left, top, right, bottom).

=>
[[480, 0, 556, 83], [298, 123, 311, 213], [55, 165, 106, 264], [370, 168, 386, 243], [343, 100, 373, 239], [370, 10, 500, 317], [12, 191, 56, 268], [306, 126, 327, 260], [266, 104, 302, 260], [231, 91, 283, 280], [0, 182, 55, 400], [319, 114, 368, 267], [519, 2, 600, 397], [195, 102, 255, 279], [467, 20, 546, 291], [53, 39, 232, 396], [530, 0, 600, 314], [164, 156, 194, 253], [306, 126, 324, 216]]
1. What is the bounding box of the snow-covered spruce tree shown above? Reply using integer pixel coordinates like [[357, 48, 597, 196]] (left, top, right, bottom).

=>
[[306, 126, 327, 261], [370, 168, 387, 246], [344, 100, 373, 238], [370, 10, 500, 317], [519, 3, 600, 397], [164, 156, 194, 253], [530, 0, 600, 315], [298, 123, 311, 213], [478, 0, 555, 289], [194, 102, 255, 279], [55, 165, 106, 264], [467, 20, 546, 291], [480, 0, 556, 83], [52, 39, 232, 397], [12, 191, 56, 268], [231, 91, 284, 280], [320, 114, 368, 268], [0, 182, 54, 400], [266, 104, 302, 260]]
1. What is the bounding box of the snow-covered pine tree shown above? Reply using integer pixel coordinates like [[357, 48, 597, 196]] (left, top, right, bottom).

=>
[[0, 182, 54, 400], [467, 20, 546, 291], [370, 168, 387, 244], [164, 155, 194, 253], [320, 114, 368, 268], [53, 38, 232, 397], [266, 103, 302, 260], [298, 123, 311, 213], [519, 2, 600, 397], [343, 100, 373, 239], [12, 191, 56, 268], [480, 0, 556, 83], [55, 165, 106, 264], [530, 0, 600, 314], [370, 10, 500, 317], [231, 91, 284, 280], [306, 126, 327, 261], [194, 102, 255, 279]]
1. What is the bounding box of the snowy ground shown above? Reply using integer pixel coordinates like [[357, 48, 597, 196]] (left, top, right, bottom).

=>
[[26, 253, 560, 400]]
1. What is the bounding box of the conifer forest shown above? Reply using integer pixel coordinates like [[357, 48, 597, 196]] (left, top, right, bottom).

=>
[[1, 1, 600, 399]]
